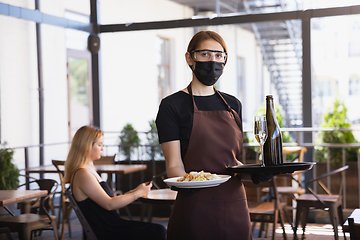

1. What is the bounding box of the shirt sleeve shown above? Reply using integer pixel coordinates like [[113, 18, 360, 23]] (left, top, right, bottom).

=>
[[155, 98, 181, 144]]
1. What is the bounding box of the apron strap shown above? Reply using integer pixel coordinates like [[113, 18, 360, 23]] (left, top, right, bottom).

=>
[[214, 88, 232, 112], [215, 88, 243, 130], [187, 83, 199, 112], [187, 83, 242, 129]]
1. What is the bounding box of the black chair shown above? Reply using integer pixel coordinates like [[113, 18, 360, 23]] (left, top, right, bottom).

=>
[[262, 147, 308, 201], [52, 160, 72, 240], [68, 191, 98, 240], [294, 165, 349, 240], [0, 227, 14, 240], [17, 175, 56, 215], [0, 179, 59, 240], [244, 177, 289, 240]]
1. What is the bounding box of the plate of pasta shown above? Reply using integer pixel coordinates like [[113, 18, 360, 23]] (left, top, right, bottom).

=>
[[164, 171, 231, 188]]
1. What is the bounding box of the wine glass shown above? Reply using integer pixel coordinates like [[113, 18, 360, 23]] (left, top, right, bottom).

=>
[[254, 116, 268, 167]]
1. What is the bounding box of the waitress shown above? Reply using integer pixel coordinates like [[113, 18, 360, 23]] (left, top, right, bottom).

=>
[[156, 31, 253, 240]]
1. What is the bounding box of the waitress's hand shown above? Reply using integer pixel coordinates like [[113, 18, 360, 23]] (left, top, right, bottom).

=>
[[251, 172, 274, 185], [133, 182, 152, 198]]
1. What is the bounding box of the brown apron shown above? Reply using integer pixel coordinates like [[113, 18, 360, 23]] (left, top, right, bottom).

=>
[[166, 84, 252, 240]]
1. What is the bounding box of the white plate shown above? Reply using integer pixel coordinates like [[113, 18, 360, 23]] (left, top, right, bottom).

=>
[[163, 175, 231, 189]]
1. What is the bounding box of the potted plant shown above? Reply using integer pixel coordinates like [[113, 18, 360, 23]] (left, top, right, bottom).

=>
[[315, 97, 359, 164], [0, 143, 20, 216], [0, 143, 19, 190], [118, 123, 140, 162], [146, 120, 163, 160]]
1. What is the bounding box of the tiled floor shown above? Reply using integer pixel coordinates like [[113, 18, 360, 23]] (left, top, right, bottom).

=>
[[2, 202, 349, 240], [24, 214, 349, 240]]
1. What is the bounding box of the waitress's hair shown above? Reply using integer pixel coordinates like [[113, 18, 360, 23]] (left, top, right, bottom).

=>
[[64, 125, 103, 183], [187, 30, 228, 64]]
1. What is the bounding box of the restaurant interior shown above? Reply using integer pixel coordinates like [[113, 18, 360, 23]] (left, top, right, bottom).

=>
[[1, 0, 360, 239]]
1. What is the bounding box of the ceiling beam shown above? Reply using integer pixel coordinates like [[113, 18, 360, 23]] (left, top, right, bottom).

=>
[[0, 2, 92, 32], [2, 2, 359, 34], [99, 5, 360, 33]]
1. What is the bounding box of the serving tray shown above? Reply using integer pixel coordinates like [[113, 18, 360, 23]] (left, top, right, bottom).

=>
[[227, 162, 316, 174]]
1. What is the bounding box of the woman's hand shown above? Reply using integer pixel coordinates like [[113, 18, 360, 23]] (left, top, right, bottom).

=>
[[73, 169, 153, 211], [132, 182, 152, 198]]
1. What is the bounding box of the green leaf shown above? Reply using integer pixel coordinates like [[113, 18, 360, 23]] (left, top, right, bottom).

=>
[[0, 144, 19, 190], [118, 123, 141, 160], [316, 97, 359, 163]]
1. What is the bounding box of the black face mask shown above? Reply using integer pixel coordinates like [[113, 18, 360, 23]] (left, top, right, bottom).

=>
[[192, 61, 224, 86]]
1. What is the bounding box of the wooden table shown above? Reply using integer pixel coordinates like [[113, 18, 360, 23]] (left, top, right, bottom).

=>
[[0, 190, 47, 216], [343, 208, 360, 232], [26, 164, 147, 190], [140, 188, 177, 205], [139, 188, 177, 222], [26, 164, 147, 175]]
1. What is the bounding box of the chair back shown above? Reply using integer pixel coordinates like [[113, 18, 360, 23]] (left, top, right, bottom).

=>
[[52, 160, 74, 240], [36, 179, 58, 215], [282, 146, 307, 184], [306, 165, 349, 198], [94, 155, 115, 165], [0, 227, 14, 240], [16, 175, 58, 215], [283, 146, 307, 163], [38, 179, 58, 221], [52, 160, 67, 208], [244, 177, 289, 239], [52, 160, 66, 194], [68, 192, 98, 240], [18, 178, 58, 221], [348, 217, 360, 240], [244, 177, 282, 206]]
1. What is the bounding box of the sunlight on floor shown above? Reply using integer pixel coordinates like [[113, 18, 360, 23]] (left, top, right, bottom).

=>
[[275, 223, 350, 239]]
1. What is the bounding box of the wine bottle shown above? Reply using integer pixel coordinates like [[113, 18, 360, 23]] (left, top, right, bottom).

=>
[[263, 95, 283, 166]]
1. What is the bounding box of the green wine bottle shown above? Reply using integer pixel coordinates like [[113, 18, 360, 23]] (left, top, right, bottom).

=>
[[263, 95, 283, 166]]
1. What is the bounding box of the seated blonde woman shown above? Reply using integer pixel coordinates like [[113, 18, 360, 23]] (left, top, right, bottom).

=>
[[64, 125, 166, 240]]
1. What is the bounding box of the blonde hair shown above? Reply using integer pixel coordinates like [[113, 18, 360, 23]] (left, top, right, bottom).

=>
[[64, 125, 103, 183]]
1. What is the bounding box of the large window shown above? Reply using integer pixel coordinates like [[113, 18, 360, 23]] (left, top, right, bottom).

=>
[[349, 75, 360, 96], [314, 77, 337, 97], [311, 14, 360, 126], [67, 50, 92, 139], [156, 36, 171, 102], [65, 11, 92, 139], [237, 56, 245, 100], [348, 16, 360, 57]]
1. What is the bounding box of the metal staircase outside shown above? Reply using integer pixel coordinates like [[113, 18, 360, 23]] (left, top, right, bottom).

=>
[[242, 0, 303, 127], [169, 0, 304, 127]]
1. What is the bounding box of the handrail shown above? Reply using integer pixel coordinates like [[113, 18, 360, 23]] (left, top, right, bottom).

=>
[[9, 141, 71, 150], [241, 127, 360, 133], [4, 142, 71, 178]]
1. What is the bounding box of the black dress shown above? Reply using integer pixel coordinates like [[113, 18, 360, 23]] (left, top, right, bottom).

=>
[[73, 172, 166, 240]]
